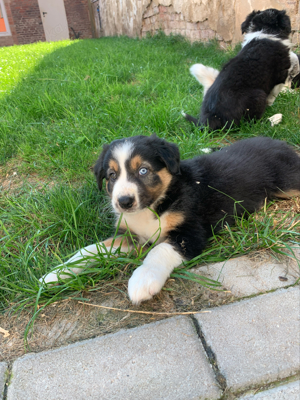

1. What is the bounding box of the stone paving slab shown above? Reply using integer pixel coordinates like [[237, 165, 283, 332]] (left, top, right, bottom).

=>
[[0, 362, 7, 400], [239, 379, 300, 399], [7, 316, 222, 400], [194, 246, 300, 297], [195, 286, 300, 391]]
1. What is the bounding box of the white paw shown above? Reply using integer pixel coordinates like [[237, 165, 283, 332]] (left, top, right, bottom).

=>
[[39, 268, 76, 286], [39, 271, 60, 286], [268, 113, 282, 127], [128, 265, 167, 305]]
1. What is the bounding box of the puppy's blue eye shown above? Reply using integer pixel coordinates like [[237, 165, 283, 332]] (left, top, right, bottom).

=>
[[139, 167, 148, 176]]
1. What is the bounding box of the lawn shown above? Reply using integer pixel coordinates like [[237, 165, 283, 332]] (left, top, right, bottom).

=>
[[1, 34, 300, 322]]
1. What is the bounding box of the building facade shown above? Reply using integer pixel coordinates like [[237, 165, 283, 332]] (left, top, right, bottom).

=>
[[0, 0, 299, 47], [0, 0, 93, 47]]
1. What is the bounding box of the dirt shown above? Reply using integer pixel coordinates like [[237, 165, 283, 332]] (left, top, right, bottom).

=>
[[0, 278, 234, 363], [0, 160, 56, 193]]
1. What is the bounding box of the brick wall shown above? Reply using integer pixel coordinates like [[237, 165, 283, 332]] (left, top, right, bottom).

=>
[[0, 0, 17, 46], [0, 0, 93, 47], [10, 0, 45, 44], [64, 0, 93, 40]]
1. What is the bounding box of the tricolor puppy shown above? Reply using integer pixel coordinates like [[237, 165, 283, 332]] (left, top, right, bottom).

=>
[[183, 9, 299, 130], [40, 135, 300, 304]]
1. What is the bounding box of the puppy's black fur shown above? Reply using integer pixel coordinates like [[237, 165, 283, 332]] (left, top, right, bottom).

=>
[[241, 9, 291, 38], [184, 9, 292, 130], [40, 135, 300, 304], [95, 135, 300, 261]]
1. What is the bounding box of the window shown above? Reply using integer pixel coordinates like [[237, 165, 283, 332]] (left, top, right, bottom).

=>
[[0, 0, 11, 36]]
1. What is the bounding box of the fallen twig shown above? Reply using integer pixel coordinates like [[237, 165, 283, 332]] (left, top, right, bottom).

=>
[[78, 301, 211, 315], [0, 327, 10, 338]]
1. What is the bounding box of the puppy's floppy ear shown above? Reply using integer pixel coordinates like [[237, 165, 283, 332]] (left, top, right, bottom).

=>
[[241, 10, 260, 33], [155, 137, 181, 175], [275, 9, 291, 35], [94, 144, 110, 191]]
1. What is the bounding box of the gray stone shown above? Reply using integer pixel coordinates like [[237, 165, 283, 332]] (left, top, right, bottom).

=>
[[194, 246, 300, 297], [0, 363, 7, 400], [239, 379, 300, 399], [195, 287, 300, 391], [8, 316, 222, 400]]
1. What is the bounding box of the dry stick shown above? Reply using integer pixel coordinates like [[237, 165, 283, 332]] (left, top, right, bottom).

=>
[[78, 301, 211, 315], [0, 327, 10, 338]]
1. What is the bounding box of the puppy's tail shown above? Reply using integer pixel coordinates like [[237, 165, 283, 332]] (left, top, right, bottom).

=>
[[181, 111, 205, 129], [190, 63, 219, 95]]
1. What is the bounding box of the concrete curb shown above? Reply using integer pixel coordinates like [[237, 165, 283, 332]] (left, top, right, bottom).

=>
[[239, 379, 300, 399], [7, 316, 222, 400], [4, 285, 300, 399], [0, 363, 7, 400], [195, 287, 300, 391], [194, 246, 300, 297]]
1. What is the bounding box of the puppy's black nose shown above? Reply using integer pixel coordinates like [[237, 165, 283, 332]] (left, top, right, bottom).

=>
[[118, 196, 135, 209]]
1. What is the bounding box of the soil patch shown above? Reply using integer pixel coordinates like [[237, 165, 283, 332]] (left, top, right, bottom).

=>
[[0, 161, 56, 193]]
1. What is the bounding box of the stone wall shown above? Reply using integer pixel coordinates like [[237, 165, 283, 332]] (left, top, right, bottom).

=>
[[98, 0, 300, 46], [141, 3, 221, 44]]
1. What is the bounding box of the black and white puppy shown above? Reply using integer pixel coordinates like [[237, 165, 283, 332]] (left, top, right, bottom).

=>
[[40, 135, 300, 304], [183, 9, 299, 130]]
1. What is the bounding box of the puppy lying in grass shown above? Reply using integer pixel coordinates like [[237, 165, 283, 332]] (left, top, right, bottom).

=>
[[40, 135, 300, 304]]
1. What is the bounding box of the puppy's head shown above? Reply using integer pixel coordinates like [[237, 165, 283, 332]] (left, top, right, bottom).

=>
[[94, 135, 180, 214], [241, 9, 291, 39]]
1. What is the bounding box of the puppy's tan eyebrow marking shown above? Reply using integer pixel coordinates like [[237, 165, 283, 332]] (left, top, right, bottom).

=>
[[130, 155, 143, 170], [109, 159, 119, 172], [146, 168, 173, 199]]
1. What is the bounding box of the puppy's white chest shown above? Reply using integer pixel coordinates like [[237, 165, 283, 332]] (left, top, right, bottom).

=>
[[121, 209, 163, 243]]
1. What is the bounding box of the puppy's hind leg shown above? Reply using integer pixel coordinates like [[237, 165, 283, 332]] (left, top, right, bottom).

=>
[[244, 89, 268, 120], [266, 84, 284, 106], [271, 146, 300, 199]]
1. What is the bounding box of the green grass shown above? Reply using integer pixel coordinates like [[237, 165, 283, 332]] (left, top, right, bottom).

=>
[[1, 33, 300, 321]]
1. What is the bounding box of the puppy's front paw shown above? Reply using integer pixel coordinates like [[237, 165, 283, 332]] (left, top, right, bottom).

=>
[[128, 265, 166, 305], [39, 264, 85, 286], [39, 271, 60, 286]]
